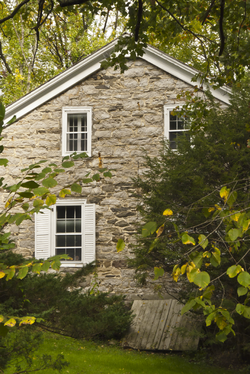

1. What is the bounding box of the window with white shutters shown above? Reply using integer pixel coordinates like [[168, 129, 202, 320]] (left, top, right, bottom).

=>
[[164, 105, 189, 150], [35, 200, 95, 267], [62, 107, 92, 157]]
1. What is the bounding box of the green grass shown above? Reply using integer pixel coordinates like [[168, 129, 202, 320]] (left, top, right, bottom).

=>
[[5, 332, 243, 374]]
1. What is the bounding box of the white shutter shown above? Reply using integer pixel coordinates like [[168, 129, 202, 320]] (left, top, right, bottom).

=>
[[83, 204, 95, 264], [35, 209, 51, 260]]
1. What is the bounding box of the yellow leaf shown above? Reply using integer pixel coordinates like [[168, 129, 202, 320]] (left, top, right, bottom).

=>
[[181, 263, 187, 274], [5, 198, 12, 209], [231, 212, 241, 222], [0, 271, 5, 279], [220, 186, 230, 201], [0, 315, 4, 323], [163, 209, 173, 216], [19, 316, 36, 326], [4, 318, 16, 327], [156, 224, 165, 237], [214, 204, 221, 211], [208, 207, 215, 212]]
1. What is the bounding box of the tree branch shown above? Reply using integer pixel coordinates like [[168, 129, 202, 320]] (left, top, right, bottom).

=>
[[219, 0, 225, 56], [202, 0, 216, 25], [135, 0, 143, 42], [0, 40, 12, 74], [0, 0, 30, 26]]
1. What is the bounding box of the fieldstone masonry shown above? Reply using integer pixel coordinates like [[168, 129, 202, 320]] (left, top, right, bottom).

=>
[[0, 58, 195, 300]]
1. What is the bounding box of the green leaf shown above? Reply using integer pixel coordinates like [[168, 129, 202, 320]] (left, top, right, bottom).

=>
[[227, 265, 242, 278], [54, 168, 65, 173], [71, 183, 82, 193], [32, 263, 42, 274], [237, 286, 248, 297], [227, 191, 237, 208], [62, 161, 74, 168], [198, 234, 208, 249], [41, 261, 50, 272], [182, 233, 196, 245], [142, 222, 157, 237], [92, 173, 100, 181], [116, 238, 125, 252], [206, 311, 216, 326], [181, 299, 196, 315], [7, 115, 16, 125], [153, 267, 164, 280], [228, 228, 241, 242], [192, 271, 210, 289], [236, 304, 250, 319], [17, 266, 29, 279], [33, 187, 49, 196], [237, 272, 250, 287], [216, 331, 228, 343], [0, 159, 8, 167], [18, 192, 34, 198], [51, 259, 61, 271], [0, 323, 9, 337], [16, 214, 31, 226], [82, 178, 93, 184], [0, 102, 5, 121], [42, 177, 57, 188], [103, 171, 112, 178], [21, 181, 39, 189], [22, 203, 29, 211], [192, 253, 203, 268], [42, 167, 52, 173], [33, 199, 44, 207]]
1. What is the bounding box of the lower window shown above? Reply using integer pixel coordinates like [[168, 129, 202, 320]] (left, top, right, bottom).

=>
[[35, 200, 95, 266]]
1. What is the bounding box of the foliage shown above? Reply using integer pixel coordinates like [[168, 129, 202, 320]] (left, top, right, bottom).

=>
[[0, 3, 122, 105], [0, 253, 133, 341], [118, 79, 250, 346], [0, 0, 248, 93], [1, 328, 69, 373]]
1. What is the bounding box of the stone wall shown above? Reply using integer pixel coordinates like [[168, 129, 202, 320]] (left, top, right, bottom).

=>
[[0, 58, 194, 300]]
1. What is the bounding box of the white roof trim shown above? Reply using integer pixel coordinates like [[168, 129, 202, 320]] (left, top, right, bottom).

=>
[[4, 39, 231, 124]]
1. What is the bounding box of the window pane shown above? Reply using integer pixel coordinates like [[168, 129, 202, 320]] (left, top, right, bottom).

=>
[[80, 133, 87, 151], [56, 248, 65, 256], [177, 118, 184, 129], [81, 114, 87, 131], [170, 132, 177, 149], [76, 219, 81, 232], [66, 219, 75, 232], [56, 235, 66, 247], [76, 248, 81, 261], [57, 220, 65, 233], [57, 206, 65, 219], [67, 206, 75, 218], [66, 248, 74, 259], [76, 206, 81, 218], [170, 120, 177, 130]]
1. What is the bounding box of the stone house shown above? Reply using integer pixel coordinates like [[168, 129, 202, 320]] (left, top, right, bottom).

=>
[[1, 39, 230, 299]]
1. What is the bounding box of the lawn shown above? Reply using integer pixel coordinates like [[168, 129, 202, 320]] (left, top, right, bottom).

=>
[[5, 331, 242, 374]]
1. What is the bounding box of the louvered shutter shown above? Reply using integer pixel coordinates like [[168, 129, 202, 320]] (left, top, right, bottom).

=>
[[35, 209, 51, 260], [83, 204, 95, 264]]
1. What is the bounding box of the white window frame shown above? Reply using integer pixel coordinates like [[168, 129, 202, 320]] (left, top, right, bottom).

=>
[[35, 199, 95, 268], [164, 105, 189, 150], [62, 107, 92, 157]]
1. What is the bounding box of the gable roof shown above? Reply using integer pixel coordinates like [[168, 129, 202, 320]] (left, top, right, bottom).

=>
[[4, 39, 231, 124]]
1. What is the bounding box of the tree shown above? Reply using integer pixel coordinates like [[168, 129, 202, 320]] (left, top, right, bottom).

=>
[[0, 2, 123, 105], [120, 79, 250, 347], [0, 0, 248, 97]]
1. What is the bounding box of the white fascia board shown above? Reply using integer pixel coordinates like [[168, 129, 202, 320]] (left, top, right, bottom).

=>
[[143, 45, 231, 105], [4, 41, 116, 124], [4, 40, 231, 124]]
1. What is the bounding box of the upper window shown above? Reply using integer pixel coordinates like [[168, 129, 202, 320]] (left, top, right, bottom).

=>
[[164, 105, 189, 150], [35, 200, 95, 267], [62, 107, 92, 157]]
